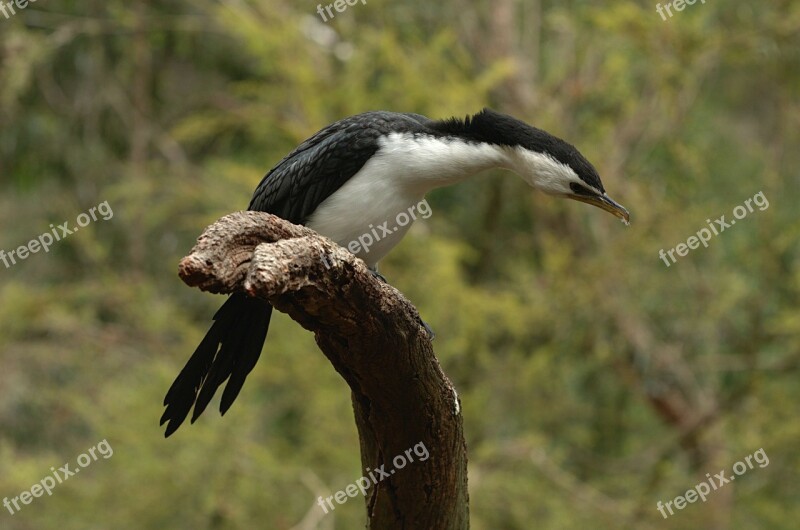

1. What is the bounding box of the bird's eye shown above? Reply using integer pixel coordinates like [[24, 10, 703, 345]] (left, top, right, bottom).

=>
[[570, 183, 596, 197]]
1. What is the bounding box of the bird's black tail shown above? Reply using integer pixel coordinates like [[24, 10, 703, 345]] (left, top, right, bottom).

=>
[[161, 292, 272, 437]]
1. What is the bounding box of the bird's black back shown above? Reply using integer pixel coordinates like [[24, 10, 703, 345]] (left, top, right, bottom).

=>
[[248, 111, 434, 222]]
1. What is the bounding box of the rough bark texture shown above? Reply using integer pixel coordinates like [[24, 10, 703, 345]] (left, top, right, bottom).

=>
[[178, 211, 469, 530]]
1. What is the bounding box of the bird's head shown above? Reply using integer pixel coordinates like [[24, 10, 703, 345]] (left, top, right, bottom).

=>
[[456, 109, 630, 224]]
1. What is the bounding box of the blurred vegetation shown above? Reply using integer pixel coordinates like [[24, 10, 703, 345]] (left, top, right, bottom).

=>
[[1, 0, 798, 528]]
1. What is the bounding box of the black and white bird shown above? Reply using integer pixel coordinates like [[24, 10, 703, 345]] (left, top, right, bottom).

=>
[[161, 108, 629, 436]]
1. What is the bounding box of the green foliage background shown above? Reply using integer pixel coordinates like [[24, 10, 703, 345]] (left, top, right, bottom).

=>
[[0, 0, 798, 528]]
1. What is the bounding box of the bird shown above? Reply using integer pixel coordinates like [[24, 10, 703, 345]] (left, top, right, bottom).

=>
[[160, 108, 630, 437]]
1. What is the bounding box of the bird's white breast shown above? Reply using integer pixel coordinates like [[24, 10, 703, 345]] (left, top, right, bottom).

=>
[[306, 133, 507, 267]]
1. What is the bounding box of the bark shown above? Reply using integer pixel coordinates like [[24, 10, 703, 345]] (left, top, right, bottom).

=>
[[178, 211, 469, 530]]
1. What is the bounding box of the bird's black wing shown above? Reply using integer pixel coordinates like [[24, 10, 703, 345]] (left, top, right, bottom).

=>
[[161, 111, 427, 437], [248, 111, 427, 222]]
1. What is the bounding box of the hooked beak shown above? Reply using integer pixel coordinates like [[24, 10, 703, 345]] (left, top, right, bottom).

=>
[[568, 193, 630, 225]]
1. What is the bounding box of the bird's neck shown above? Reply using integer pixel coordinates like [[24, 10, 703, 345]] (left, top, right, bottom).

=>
[[375, 133, 515, 194]]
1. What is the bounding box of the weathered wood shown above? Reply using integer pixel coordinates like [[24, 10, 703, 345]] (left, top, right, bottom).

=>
[[179, 211, 469, 529]]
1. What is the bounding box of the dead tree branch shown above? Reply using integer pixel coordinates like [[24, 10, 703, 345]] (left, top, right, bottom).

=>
[[178, 211, 469, 530]]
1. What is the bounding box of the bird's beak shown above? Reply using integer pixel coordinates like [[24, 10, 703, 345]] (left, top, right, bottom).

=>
[[568, 193, 630, 225]]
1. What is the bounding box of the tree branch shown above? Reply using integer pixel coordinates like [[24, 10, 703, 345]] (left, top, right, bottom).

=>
[[178, 211, 469, 529]]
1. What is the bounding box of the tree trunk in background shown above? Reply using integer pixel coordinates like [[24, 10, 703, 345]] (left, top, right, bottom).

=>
[[130, 1, 152, 276], [471, 0, 540, 279]]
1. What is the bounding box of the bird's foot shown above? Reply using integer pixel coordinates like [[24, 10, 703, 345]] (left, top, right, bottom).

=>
[[369, 268, 388, 283], [368, 267, 433, 339], [420, 318, 436, 341]]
